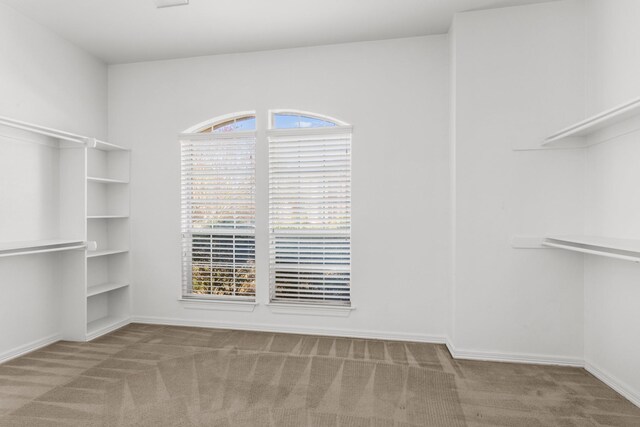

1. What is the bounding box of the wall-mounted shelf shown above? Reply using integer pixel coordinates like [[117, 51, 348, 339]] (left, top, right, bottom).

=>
[[543, 235, 640, 263], [87, 176, 129, 184], [86, 249, 129, 258], [0, 240, 86, 258], [543, 97, 640, 148], [87, 282, 129, 298]]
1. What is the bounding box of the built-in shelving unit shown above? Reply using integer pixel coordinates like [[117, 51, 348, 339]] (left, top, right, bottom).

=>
[[86, 140, 131, 338], [543, 97, 640, 147], [0, 114, 131, 343]]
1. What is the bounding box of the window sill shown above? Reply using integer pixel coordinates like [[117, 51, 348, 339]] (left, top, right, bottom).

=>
[[266, 303, 355, 317], [178, 298, 257, 312]]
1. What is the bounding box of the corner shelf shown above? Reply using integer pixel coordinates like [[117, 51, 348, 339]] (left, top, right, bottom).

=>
[[87, 282, 129, 297], [543, 236, 640, 263], [0, 240, 86, 258], [543, 97, 640, 147]]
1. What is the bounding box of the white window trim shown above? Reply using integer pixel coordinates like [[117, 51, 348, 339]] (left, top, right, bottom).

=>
[[183, 110, 256, 133]]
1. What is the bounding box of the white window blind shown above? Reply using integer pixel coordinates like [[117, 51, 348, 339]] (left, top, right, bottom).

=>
[[181, 131, 256, 300], [268, 128, 352, 305]]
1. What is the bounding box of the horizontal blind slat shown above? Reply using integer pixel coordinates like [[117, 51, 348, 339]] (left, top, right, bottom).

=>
[[269, 128, 351, 306]]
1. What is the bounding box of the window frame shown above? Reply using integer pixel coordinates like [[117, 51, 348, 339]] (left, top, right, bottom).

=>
[[180, 112, 257, 302], [267, 110, 353, 307], [178, 109, 354, 309]]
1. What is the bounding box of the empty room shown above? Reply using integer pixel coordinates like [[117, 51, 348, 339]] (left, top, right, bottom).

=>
[[1, 0, 639, 425]]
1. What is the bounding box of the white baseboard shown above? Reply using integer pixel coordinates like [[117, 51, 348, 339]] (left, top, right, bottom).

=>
[[445, 338, 584, 367], [585, 361, 640, 409], [131, 315, 447, 344], [0, 333, 61, 364]]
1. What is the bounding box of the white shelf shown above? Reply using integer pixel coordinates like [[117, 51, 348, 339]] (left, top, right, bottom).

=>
[[89, 139, 129, 152], [543, 97, 640, 147], [0, 239, 86, 258], [543, 235, 640, 263], [86, 315, 129, 340], [87, 176, 129, 184], [87, 282, 129, 298], [87, 215, 129, 219], [87, 249, 129, 258]]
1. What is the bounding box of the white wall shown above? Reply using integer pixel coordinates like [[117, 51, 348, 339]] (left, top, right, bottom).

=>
[[583, 0, 640, 405], [449, 0, 587, 363], [0, 2, 107, 359], [108, 36, 451, 341]]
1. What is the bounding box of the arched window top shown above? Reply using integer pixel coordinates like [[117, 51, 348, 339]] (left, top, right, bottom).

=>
[[270, 110, 349, 130], [183, 111, 256, 134]]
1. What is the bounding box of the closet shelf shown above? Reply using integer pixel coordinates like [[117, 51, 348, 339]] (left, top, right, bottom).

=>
[[86, 315, 130, 340], [87, 249, 129, 258], [87, 176, 129, 184], [543, 97, 640, 147], [543, 235, 640, 263], [87, 282, 129, 297], [0, 115, 124, 149], [87, 215, 129, 219], [0, 239, 86, 258], [0, 115, 86, 145]]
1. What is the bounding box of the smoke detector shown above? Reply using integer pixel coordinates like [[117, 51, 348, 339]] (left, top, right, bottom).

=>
[[154, 0, 189, 8]]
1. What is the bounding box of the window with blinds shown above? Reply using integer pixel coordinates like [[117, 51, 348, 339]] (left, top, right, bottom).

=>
[[268, 112, 352, 306], [181, 115, 256, 300]]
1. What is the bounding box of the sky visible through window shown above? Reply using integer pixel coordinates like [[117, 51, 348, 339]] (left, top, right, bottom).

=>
[[274, 114, 337, 129], [200, 113, 339, 133]]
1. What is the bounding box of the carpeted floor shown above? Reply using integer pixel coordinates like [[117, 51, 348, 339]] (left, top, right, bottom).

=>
[[0, 324, 639, 426]]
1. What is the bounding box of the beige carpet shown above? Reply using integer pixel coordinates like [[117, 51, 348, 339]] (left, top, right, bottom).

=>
[[0, 324, 638, 426]]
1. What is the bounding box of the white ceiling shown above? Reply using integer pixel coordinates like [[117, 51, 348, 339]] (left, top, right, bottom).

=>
[[2, 0, 555, 64]]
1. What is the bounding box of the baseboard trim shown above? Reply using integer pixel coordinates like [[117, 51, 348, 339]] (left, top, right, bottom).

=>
[[131, 315, 447, 344], [585, 361, 640, 409], [445, 338, 584, 367], [0, 333, 61, 364]]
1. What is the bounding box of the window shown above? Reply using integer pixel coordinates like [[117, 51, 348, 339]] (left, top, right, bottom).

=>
[[273, 112, 337, 129], [268, 111, 352, 305], [180, 113, 256, 300]]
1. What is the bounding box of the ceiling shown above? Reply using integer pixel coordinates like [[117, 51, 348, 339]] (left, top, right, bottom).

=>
[[2, 0, 555, 64]]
